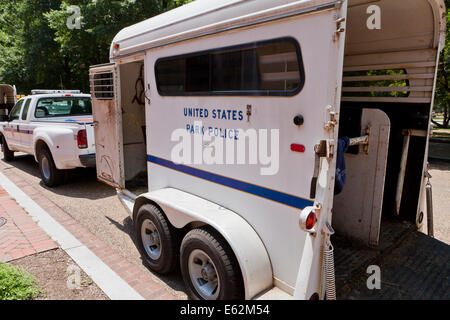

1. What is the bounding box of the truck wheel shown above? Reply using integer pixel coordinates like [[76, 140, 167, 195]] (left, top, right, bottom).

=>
[[38, 148, 63, 187], [180, 227, 244, 300], [135, 204, 179, 274], [1, 136, 14, 162]]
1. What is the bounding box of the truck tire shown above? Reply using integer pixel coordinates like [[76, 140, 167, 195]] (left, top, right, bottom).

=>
[[1, 136, 14, 162], [180, 227, 244, 300], [38, 148, 64, 187], [135, 204, 179, 274]]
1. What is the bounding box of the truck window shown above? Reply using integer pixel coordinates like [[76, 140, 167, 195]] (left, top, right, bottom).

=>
[[155, 37, 304, 96], [34, 97, 92, 118], [21, 99, 31, 120], [9, 100, 24, 121]]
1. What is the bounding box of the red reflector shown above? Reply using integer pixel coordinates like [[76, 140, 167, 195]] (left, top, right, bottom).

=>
[[418, 211, 424, 223], [305, 211, 317, 230], [77, 129, 88, 149], [291, 144, 305, 153], [310, 293, 320, 300]]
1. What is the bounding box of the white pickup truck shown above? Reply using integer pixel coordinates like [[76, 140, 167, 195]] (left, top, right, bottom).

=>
[[0, 90, 96, 187]]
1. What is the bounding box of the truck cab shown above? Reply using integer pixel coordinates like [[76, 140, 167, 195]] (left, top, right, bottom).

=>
[[0, 90, 96, 187]]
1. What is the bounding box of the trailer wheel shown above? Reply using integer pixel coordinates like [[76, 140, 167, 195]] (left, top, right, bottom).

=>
[[1, 136, 14, 162], [135, 204, 179, 274], [180, 227, 244, 300], [38, 148, 63, 187]]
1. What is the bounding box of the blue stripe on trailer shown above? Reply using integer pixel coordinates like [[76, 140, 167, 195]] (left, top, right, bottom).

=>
[[147, 155, 314, 210]]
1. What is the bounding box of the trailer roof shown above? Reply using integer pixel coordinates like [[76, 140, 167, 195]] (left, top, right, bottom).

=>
[[110, 0, 337, 59], [110, 0, 446, 60]]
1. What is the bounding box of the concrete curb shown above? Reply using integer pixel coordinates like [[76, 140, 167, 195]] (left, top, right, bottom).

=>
[[0, 172, 144, 300]]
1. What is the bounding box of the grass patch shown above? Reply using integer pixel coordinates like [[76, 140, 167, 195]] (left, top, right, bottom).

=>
[[0, 263, 41, 300]]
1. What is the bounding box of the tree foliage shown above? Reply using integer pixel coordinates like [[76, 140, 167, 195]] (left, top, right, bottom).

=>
[[433, 0, 450, 128], [0, 0, 191, 93]]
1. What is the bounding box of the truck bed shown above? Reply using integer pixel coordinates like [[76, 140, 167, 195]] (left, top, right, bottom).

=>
[[335, 218, 450, 299]]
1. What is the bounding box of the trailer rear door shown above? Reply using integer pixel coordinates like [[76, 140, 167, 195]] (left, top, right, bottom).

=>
[[90, 64, 124, 188]]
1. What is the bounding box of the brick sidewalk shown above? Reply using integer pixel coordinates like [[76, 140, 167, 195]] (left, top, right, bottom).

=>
[[0, 187, 57, 262], [0, 170, 180, 300]]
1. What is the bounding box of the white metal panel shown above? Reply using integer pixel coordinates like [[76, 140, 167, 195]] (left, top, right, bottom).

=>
[[144, 6, 346, 297], [332, 109, 391, 247], [89, 64, 124, 188]]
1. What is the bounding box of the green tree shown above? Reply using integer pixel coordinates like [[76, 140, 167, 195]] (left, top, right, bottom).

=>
[[45, 0, 192, 93], [0, 0, 65, 93], [433, 0, 450, 128], [0, 0, 191, 94]]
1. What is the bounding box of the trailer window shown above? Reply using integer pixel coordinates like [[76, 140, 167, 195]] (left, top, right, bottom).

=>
[[155, 38, 304, 96], [92, 73, 114, 99]]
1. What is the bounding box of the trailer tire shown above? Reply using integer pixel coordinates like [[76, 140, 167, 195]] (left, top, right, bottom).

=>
[[180, 227, 244, 300], [1, 136, 14, 162], [38, 148, 63, 187], [135, 204, 179, 274]]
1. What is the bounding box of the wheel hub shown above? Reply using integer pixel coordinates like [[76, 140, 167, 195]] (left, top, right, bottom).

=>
[[188, 249, 221, 300], [141, 220, 162, 260], [201, 264, 216, 281]]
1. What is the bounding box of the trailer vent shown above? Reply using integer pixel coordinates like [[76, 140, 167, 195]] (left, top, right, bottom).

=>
[[91, 72, 114, 99], [342, 69, 410, 99], [341, 56, 436, 104]]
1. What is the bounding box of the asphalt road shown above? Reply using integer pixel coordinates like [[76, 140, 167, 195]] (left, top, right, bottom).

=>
[[0, 152, 448, 299]]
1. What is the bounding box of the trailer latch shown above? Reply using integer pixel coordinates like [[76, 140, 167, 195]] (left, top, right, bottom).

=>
[[310, 139, 334, 199]]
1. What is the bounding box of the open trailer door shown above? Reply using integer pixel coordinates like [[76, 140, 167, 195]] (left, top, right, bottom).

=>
[[90, 63, 124, 189]]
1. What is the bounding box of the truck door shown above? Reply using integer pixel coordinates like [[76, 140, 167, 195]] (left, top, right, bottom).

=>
[[17, 98, 33, 152], [89, 64, 124, 188], [4, 99, 24, 150]]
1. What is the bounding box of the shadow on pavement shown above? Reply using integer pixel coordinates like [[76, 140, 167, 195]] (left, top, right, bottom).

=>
[[1, 153, 115, 200], [429, 158, 450, 171]]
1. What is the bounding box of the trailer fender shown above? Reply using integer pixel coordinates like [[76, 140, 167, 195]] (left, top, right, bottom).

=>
[[134, 188, 273, 300]]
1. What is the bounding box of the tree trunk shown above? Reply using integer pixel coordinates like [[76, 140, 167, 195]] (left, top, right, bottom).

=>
[[444, 105, 450, 128]]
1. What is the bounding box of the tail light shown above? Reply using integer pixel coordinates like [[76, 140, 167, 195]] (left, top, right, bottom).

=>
[[77, 129, 88, 149], [310, 293, 320, 300], [305, 211, 317, 230], [299, 206, 318, 232]]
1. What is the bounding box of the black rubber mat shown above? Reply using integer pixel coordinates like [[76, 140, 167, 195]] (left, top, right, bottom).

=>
[[334, 221, 450, 299], [334, 218, 414, 296]]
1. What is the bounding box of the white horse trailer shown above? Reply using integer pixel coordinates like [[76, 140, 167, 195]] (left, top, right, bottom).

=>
[[90, 0, 447, 300], [0, 84, 17, 119]]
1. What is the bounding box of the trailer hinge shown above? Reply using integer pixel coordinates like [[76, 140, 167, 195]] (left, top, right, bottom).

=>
[[324, 105, 339, 130], [314, 139, 334, 160], [333, 16, 346, 41]]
